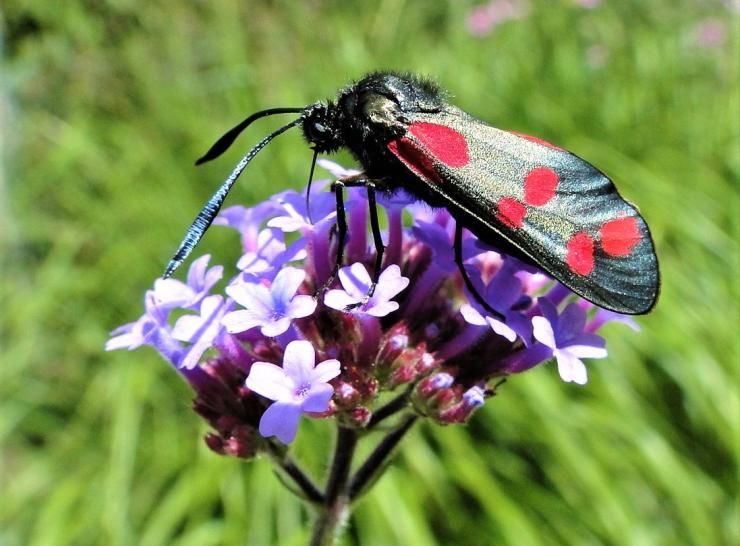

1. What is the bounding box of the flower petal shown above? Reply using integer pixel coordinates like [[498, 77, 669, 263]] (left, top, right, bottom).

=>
[[286, 295, 317, 319], [260, 317, 292, 338], [310, 359, 341, 383], [222, 309, 264, 333], [459, 303, 488, 326], [565, 345, 608, 360], [532, 316, 557, 349], [246, 361, 292, 400], [558, 303, 587, 341], [554, 349, 588, 384], [225, 282, 272, 317], [485, 317, 517, 342], [301, 382, 335, 412], [365, 301, 399, 317], [270, 267, 305, 304], [338, 263, 371, 300], [282, 340, 316, 386], [258, 401, 302, 443], [324, 289, 360, 311], [171, 315, 204, 342], [375, 264, 410, 299]]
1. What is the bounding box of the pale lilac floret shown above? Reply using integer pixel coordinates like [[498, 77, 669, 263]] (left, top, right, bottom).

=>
[[412, 220, 481, 274], [106, 292, 184, 367], [246, 340, 340, 443], [235, 228, 306, 282], [532, 298, 607, 385], [324, 263, 409, 317], [172, 295, 231, 369], [152, 255, 223, 310], [222, 267, 316, 337], [267, 190, 336, 232], [460, 262, 532, 342], [462, 386, 486, 408], [316, 158, 361, 179], [215, 202, 282, 252]]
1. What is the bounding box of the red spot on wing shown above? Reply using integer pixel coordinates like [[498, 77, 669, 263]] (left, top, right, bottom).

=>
[[566, 232, 595, 275], [408, 122, 470, 168], [388, 137, 443, 185], [510, 131, 563, 151], [496, 197, 527, 229], [600, 216, 640, 256], [524, 167, 559, 206]]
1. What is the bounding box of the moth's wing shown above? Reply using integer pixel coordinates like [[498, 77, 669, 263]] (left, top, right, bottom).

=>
[[387, 107, 660, 314]]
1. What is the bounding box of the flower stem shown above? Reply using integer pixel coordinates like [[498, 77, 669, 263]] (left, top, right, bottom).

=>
[[349, 414, 417, 500], [310, 426, 358, 546], [266, 444, 324, 504], [366, 385, 412, 429]]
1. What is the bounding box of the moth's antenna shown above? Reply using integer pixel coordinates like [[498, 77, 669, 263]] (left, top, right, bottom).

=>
[[164, 117, 302, 278], [195, 107, 304, 165]]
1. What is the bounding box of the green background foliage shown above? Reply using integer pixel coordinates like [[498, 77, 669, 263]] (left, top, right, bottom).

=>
[[1, 1, 737, 544]]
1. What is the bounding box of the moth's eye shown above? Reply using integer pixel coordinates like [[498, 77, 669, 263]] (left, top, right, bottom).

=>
[[313, 122, 328, 135]]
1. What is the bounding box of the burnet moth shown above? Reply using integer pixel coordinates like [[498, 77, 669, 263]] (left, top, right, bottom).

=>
[[165, 72, 659, 316]]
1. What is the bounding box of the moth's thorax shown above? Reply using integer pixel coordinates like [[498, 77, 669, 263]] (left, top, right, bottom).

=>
[[301, 72, 447, 173]]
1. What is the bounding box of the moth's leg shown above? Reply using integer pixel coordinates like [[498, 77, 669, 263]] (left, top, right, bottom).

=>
[[341, 181, 386, 311], [314, 178, 350, 297], [454, 223, 505, 321], [315, 174, 389, 310], [304, 148, 319, 224]]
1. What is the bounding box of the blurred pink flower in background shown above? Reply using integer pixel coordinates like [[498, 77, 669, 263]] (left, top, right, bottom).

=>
[[693, 18, 727, 48], [574, 0, 602, 8], [467, 0, 529, 36]]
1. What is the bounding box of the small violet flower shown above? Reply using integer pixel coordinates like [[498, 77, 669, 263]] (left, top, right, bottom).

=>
[[532, 298, 607, 384], [172, 295, 231, 370], [222, 267, 316, 337], [246, 340, 340, 443], [324, 263, 409, 317], [152, 254, 223, 310]]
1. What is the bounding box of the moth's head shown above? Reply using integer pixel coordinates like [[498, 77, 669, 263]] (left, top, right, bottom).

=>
[[301, 102, 344, 153]]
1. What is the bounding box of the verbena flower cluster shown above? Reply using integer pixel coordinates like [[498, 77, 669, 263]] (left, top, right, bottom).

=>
[[107, 160, 636, 456]]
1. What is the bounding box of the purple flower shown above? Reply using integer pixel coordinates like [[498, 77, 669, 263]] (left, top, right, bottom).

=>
[[222, 267, 316, 337], [172, 295, 231, 369], [215, 202, 281, 252], [267, 190, 336, 233], [246, 340, 340, 443], [463, 386, 486, 407], [459, 263, 531, 342], [106, 292, 184, 367], [235, 228, 306, 282], [532, 298, 607, 384], [152, 254, 223, 310], [324, 263, 409, 316]]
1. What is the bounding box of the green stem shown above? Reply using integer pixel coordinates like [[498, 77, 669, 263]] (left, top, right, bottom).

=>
[[349, 414, 417, 500], [309, 426, 358, 546]]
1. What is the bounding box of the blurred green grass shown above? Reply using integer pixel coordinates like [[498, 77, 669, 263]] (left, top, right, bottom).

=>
[[1, 1, 737, 545]]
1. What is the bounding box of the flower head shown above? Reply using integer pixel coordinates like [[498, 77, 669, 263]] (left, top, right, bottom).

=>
[[246, 340, 340, 443], [222, 267, 316, 337], [108, 160, 637, 452]]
